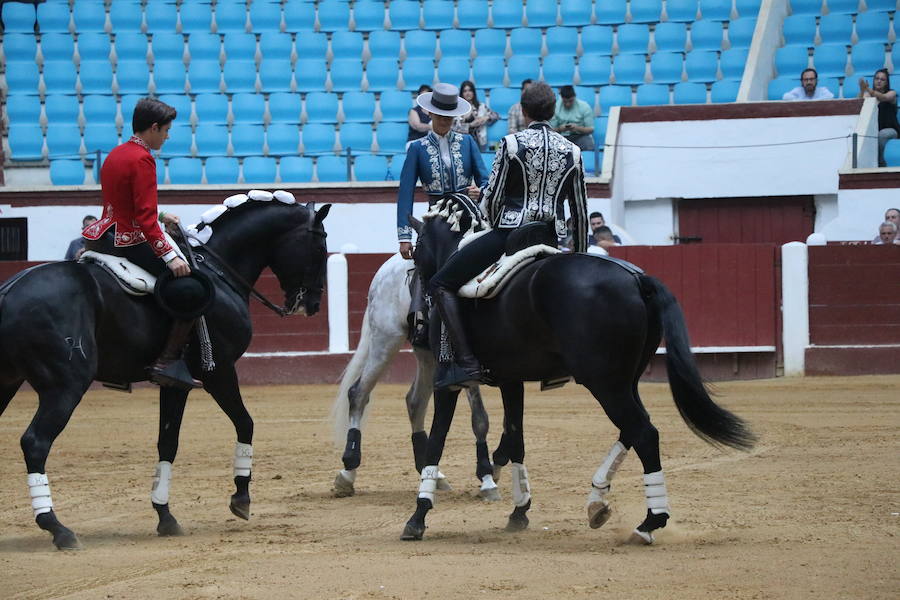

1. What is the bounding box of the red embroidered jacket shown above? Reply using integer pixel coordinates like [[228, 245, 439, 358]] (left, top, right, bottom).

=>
[[82, 138, 176, 261]]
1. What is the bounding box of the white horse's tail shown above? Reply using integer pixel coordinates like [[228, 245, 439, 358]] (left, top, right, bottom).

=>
[[330, 304, 374, 446]]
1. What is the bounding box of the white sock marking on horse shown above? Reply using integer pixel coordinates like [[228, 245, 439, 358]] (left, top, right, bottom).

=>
[[418, 465, 440, 503], [234, 443, 253, 478], [27, 472, 53, 517], [510, 463, 531, 507], [587, 441, 628, 506], [151, 461, 173, 505], [643, 470, 670, 515]]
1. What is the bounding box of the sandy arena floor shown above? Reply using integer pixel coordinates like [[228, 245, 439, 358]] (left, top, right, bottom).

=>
[[0, 376, 897, 599]]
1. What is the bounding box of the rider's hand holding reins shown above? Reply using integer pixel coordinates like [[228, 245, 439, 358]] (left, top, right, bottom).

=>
[[399, 242, 413, 260], [167, 256, 191, 277], [467, 185, 481, 202]]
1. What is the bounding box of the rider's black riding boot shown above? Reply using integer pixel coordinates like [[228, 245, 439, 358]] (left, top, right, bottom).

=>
[[149, 320, 203, 391], [431, 286, 481, 390]]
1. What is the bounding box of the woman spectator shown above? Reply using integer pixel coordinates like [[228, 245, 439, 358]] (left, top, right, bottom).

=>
[[407, 84, 433, 147], [452, 80, 499, 152], [858, 69, 900, 167]]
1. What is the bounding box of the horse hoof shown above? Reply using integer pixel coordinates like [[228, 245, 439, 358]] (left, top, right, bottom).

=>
[[630, 529, 654, 545], [332, 471, 355, 498], [229, 496, 251, 521], [479, 486, 501, 502], [53, 528, 82, 551], [400, 522, 425, 541], [505, 513, 529, 532], [587, 500, 611, 529], [157, 515, 184, 537]]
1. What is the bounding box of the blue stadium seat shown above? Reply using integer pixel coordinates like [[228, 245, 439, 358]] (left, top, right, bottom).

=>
[[735, 0, 762, 18], [232, 93, 266, 123], [596, 0, 627, 24], [332, 31, 364, 60], [404, 30, 437, 58], [767, 76, 796, 100], [545, 27, 578, 56], [653, 23, 687, 53], [578, 55, 612, 85], [330, 58, 364, 92], [375, 122, 408, 153], [7, 124, 45, 160], [283, 0, 316, 31], [789, 0, 824, 15], [188, 59, 223, 93], [487, 87, 520, 117], [685, 51, 719, 82], [775, 46, 810, 77], [889, 44, 900, 74], [473, 56, 506, 88], [120, 94, 143, 129], [423, 0, 454, 31], [153, 60, 188, 94], [269, 93, 302, 123], [109, 2, 143, 32], [526, 0, 558, 28], [37, 2, 70, 33], [180, 3, 213, 33], [114, 32, 149, 62], [6, 60, 40, 95], [823, 0, 860, 15], [850, 42, 887, 76], [82, 94, 118, 125], [486, 119, 507, 145], [72, 1, 106, 32], [223, 60, 258, 93], [215, 2, 248, 33], [158, 94, 192, 123], [617, 24, 650, 54], [458, 1, 489, 29], [279, 156, 314, 182], [711, 79, 740, 102], [720, 49, 748, 80], [79, 59, 114, 93], [223, 33, 257, 61], [242, 156, 277, 183], [650, 52, 684, 84], [438, 57, 471, 85], [812, 44, 848, 78], [295, 58, 328, 91], [146, 2, 178, 32], [665, 0, 699, 22], [581, 26, 614, 56], [366, 58, 400, 92], [387, 153, 407, 179], [368, 30, 401, 58], [83, 123, 119, 153], [474, 28, 507, 58], [863, 0, 898, 10], [690, 21, 724, 51], [339, 123, 374, 153], [508, 55, 540, 83], [50, 160, 85, 185], [819, 76, 840, 97], [77, 32, 111, 61], [560, 0, 593, 26], [342, 92, 375, 122], [353, 0, 386, 31], [205, 157, 240, 183], [575, 86, 597, 113], [354, 154, 390, 181], [389, 1, 420, 31], [44, 60, 78, 94], [316, 155, 350, 182], [187, 33, 221, 61], [613, 54, 647, 85], [168, 157, 203, 183], [439, 29, 472, 59], [318, 1, 351, 32], [884, 139, 900, 167], [3, 1, 36, 32], [40, 33, 75, 61], [231, 124, 265, 156], [510, 27, 543, 57], [45, 94, 80, 122], [4, 94, 41, 126], [599, 85, 633, 113], [305, 92, 339, 123], [854, 12, 891, 44], [47, 125, 83, 158], [818, 15, 853, 45], [699, 0, 732, 21], [728, 18, 757, 49], [673, 81, 708, 103], [401, 58, 435, 90], [543, 55, 575, 86], [479, 151, 495, 174], [492, 1, 524, 28], [195, 124, 229, 156], [781, 16, 815, 47], [152, 33, 186, 62], [259, 32, 292, 58], [301, 123, 337, 154], [379, 89, 413, 121], [259, 58, 294, 93], [266, 123, 301, 154], [195, 93, 230, 124], [631, 0, 663, 24]]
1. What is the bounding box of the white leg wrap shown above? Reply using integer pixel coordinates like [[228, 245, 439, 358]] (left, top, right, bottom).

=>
[[479, 474, 497, 492], [338, 468, 356, 483], [418, 465, 440, 503], [151, 461, 173, 505], [591, 441, 628, 492], [643, 470, 670, 515], [510, 463, 531, 507], [233, 442, 253, 478], [27, 472, 53, 517]]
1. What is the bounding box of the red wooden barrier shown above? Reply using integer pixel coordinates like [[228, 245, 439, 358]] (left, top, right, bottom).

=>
[[346, 253, 396, 348]]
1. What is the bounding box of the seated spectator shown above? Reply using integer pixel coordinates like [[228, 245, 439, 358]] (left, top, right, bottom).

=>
[[782, 68, 834, 101], [507, 79, 533, 134], [593, 225, 619, 250], [551, 85, 595, 151], [872, 208, 900, 243], [589, 211, 621, 244], [452, 80, 499, 152], [65, 214, 98, 260], [407, 84, 433, 147], [858, 69, 900, 168], [875, 221, 900, 245]]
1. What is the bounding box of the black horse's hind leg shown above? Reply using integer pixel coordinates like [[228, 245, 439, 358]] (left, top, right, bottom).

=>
[[401, 388, 460, 541], [203, 366, 254, 521], [152, 387, 190, 536], [497, 382, 531, 532]]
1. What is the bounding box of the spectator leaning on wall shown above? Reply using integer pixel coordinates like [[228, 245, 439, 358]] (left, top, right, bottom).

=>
[[875, 221, 900, 245], [872, 208, 900, 243]]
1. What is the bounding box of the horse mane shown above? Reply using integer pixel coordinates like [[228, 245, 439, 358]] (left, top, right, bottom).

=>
[[186, 189, 308, 247], [422, 193, 491, 239]]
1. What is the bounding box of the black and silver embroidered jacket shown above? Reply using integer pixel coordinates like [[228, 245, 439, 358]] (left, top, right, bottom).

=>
[[480, 121, 589, 253]]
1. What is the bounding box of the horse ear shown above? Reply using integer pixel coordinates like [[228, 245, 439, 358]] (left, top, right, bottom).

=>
[[305, 201, 315, 211], [409, 216, 423, 234], [315, 204, 331, 223]]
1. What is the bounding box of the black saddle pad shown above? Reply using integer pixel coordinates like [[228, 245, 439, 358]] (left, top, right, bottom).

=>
[[505, 222, 558, 255]]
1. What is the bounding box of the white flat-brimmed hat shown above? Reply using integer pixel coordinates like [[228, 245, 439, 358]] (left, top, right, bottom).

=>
[[416, 82, 472, 118]]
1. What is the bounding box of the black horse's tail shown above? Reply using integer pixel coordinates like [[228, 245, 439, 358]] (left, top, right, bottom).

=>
[[640, 275, 757, 451]]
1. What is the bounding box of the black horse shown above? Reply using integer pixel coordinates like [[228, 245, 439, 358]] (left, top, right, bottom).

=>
[[401, 198, 756, 543], [0, 197, 330, 550]]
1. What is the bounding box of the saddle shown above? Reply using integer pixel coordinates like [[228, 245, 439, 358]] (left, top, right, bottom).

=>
[[79, 251, 158, 295]]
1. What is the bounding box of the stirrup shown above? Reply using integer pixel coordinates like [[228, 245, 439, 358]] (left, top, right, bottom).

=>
[[149, 360, 203, 391], [434, 362, 481, 391]]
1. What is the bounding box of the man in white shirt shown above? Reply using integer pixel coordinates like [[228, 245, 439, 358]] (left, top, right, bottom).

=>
[[782, 68, 835, 101]]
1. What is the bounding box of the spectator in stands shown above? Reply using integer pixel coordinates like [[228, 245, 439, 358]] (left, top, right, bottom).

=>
[[452, 80, 499, 152], [858, 69, 900, 168], [65, 214, 97, 260], [782, 68, 834, 101], [407, 84, 433, 148], [507, 79, 533, 134], [593, 226, 619, 250], [551, 85, 595, 151], [589, 211, 621, 245], [873, 207, 900, 243], [875, 221, 899, 245]]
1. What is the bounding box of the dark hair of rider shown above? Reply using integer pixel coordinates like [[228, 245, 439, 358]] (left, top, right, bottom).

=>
[[521, 82, 556, 122], [132, 98, 177, 134]]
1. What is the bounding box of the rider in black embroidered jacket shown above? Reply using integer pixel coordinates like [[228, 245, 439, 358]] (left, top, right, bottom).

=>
[[429, 82, 589, 390]]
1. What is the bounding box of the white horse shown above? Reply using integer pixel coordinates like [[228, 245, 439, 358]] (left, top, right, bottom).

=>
[[330, 253, 500, 500]]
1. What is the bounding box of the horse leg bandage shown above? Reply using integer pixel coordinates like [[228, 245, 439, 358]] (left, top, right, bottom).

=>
[[418, 465, 440, 503], [27, 473, 53, 517], [643, 470, 670, 515], [510, 463, 531, 507], [587, 441, 628, 505], [234, 443, 253, 478], [151, 461, 173, 505]]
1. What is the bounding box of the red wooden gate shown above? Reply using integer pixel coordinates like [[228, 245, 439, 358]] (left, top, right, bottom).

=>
[[677, 196, 815, 245]]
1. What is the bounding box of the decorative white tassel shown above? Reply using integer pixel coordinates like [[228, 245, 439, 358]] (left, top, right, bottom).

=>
[[151, 461, 173, 505], [234, 443, 253, 478], [27, 473, 53, 517]]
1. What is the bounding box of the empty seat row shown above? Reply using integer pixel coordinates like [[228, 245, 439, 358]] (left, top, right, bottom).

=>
[[775, 42, 896, 77], [788, 0, 899, 16], [782, 11, 897, 47]]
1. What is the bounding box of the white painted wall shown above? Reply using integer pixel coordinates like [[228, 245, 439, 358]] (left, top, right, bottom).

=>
[[822, 186, 900, 242]]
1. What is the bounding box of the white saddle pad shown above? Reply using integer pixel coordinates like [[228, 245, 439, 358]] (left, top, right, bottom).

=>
[[458, 244, 560, 299], [80, 251, 157, 295]]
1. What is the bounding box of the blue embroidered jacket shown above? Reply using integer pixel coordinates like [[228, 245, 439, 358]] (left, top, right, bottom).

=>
[[396, 131, 489, 242]]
